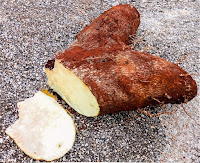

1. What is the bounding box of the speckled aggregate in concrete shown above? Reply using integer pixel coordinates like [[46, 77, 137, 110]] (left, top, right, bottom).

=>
[[0, 0, 199, 162]]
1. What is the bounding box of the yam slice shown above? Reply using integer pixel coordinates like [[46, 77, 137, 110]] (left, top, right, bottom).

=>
[[5, 91, 76, 161]]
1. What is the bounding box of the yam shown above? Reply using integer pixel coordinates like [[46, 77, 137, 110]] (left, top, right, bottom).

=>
[[45, 4, 197, 117], [72, 4, 140, 49], [6, 91, 76, 161], [45, 46, 197, 116]]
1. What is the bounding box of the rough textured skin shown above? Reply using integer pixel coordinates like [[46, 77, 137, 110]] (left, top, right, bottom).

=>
[[46, 46, 197, 115], [72, 4, 140, 49]]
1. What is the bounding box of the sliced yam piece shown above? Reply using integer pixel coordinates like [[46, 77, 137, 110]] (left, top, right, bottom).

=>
[[45, 60, 100, 117], [5, 91, 76, 161]]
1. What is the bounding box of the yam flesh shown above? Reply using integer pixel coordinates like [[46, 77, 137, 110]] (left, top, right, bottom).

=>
[[6, 92, 76, 161]]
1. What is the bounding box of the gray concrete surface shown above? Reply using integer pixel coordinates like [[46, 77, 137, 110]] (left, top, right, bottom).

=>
[[0, 0, 199, 162]]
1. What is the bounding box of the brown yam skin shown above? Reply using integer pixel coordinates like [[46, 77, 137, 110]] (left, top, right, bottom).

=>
[[49, 46, 197, 115], [72, 4, 140, 49]]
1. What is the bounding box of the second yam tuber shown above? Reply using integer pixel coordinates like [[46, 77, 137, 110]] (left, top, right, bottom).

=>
[[72, 4, 140, 49]]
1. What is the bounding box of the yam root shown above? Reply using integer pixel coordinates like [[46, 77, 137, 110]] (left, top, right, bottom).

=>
[[45, 46, 197, 116], [72, 4, 140, 49], [45, 4, 197, 117]]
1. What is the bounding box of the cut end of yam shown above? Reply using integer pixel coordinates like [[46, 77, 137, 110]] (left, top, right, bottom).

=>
[[5, 91, 76, 161], [45, 59, 100, 117]]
